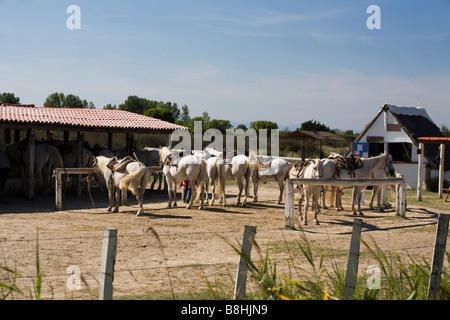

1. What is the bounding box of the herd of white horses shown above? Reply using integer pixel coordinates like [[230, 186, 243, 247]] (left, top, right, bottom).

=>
[[91, 146, 396, 226], [7, 139, 396, 225]]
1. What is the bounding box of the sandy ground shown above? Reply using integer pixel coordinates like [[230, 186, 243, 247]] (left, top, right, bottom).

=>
[[0, 181, 449, 300]]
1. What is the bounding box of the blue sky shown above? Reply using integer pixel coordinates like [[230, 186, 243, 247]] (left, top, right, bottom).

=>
[[1, 0, 449, 132]]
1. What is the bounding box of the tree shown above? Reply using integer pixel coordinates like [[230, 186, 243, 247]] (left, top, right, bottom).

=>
[[103, 104, 117, 110], [0, 92, 20, 104], [441, 124, 450, 137], [236, 124, 248, 131], [144, 108, 175, 123], [180, 105, 190, 122], [300, 120, 330, 132], [44, 92, 94, 109], [206, 119, 233, 134], [250, 120, 278, 132]]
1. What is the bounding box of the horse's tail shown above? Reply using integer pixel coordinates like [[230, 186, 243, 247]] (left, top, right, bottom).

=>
[[194, 159, 207, 203], [119, 164, 146, 195]]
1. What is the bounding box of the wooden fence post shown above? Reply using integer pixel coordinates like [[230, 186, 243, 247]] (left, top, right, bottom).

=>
[[284, 179, 295, 229], [344, 218, 363, 299], [99, 228, 117, 300], [428, 214, 450, 300], [55, 169, 62, 211], [234, 225, 257, 300]]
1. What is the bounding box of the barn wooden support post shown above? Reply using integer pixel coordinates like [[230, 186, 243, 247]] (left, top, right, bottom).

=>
[[428, 214, 450, 300], [77, 131, 83, 196], [234, 225, 257, 300], [99, 227, 117, 300], [284, 179, 295, 229], [26, 128, 35, 199], [417, 142, 424, 201], [55, 170, 62, 210], [344, 218, 363, 300]]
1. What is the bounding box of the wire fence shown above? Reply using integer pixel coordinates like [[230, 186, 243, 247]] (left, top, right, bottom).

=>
[[0, 212, 447, 300]]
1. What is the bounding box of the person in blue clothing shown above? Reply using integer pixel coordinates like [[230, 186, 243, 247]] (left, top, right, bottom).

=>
[[180, 180, 191, 203]]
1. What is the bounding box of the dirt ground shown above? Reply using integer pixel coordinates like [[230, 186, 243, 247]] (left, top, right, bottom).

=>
[[0, 181, 449, 300]]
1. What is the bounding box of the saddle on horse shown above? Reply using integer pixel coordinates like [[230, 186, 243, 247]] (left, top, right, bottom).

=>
[[329, 154, 363, 178], [107, 156, 136, 172]]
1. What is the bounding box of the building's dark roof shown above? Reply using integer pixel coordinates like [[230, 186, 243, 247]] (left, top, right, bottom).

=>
[[356, 104, 449, 170]]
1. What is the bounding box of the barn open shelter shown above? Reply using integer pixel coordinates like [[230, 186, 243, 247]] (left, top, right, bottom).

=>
[[0, 103, 187, 199], [281, 129, 347, 161]]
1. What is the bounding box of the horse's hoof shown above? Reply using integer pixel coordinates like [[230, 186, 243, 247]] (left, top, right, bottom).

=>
[[302, 221, 307, 226], [106, 207, 112, 212], [359, 212, 364, 216], [113, 208, 118, 213], [166, 204, 172, 208], [314, 220, 320, 225]]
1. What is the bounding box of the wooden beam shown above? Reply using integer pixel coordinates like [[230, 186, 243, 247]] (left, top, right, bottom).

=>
[[289, 177, 405, 187]]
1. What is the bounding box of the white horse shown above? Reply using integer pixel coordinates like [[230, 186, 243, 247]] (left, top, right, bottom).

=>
[[205, 156, 226, 206], [160, 147, 206, 209], [251, 155, 291, 204], [326, 153, 395, 215], [225, 154, 252, 206], [93, 155, 149, 216], [290, 159, 323, 225]]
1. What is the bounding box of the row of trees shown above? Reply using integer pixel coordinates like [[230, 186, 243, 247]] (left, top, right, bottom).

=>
[[4, 91, 448, 140]]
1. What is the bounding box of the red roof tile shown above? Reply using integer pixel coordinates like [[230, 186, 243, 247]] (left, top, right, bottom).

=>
[[0, 104, 187, 132]]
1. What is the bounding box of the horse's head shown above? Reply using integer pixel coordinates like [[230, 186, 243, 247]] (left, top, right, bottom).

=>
[[385, 154, 396, 176]]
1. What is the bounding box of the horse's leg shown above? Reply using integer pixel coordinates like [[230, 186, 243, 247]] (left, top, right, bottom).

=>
[[313, 188, 320, 225], [113, 188, 120, 213], [252, 178, 258, 203], [243, 173, 251, 206], [376, 186, 383, 211], [210, 179, 216, 206], [297, 190, 304, 224], [276, 178, 284, 204], [150, 173, 157, 190], [335, 187, 342, 211], [302, 188, 310, 225], [186, 180, 195, 209], [235, 177, 243, 206], [106, 180, 114, 212], [166, 178, 174, 208]]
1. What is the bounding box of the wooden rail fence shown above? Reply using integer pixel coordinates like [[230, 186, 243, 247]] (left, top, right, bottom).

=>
[[284, 177, 407, 229]]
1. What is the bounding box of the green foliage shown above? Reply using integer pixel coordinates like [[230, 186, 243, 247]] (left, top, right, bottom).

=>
[[426, 176, 449, 193], [0, 92, 20, 104], [144, 108, 175, 123], [250, 120, 278, 132], [300, 119, 331, 132], [44, 92, 94, 109], [206, 119, 233, 134], [441, 124, 450, 137]]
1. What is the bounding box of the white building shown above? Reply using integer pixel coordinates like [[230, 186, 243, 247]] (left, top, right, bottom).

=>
[[353, 104, 449, 188]]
